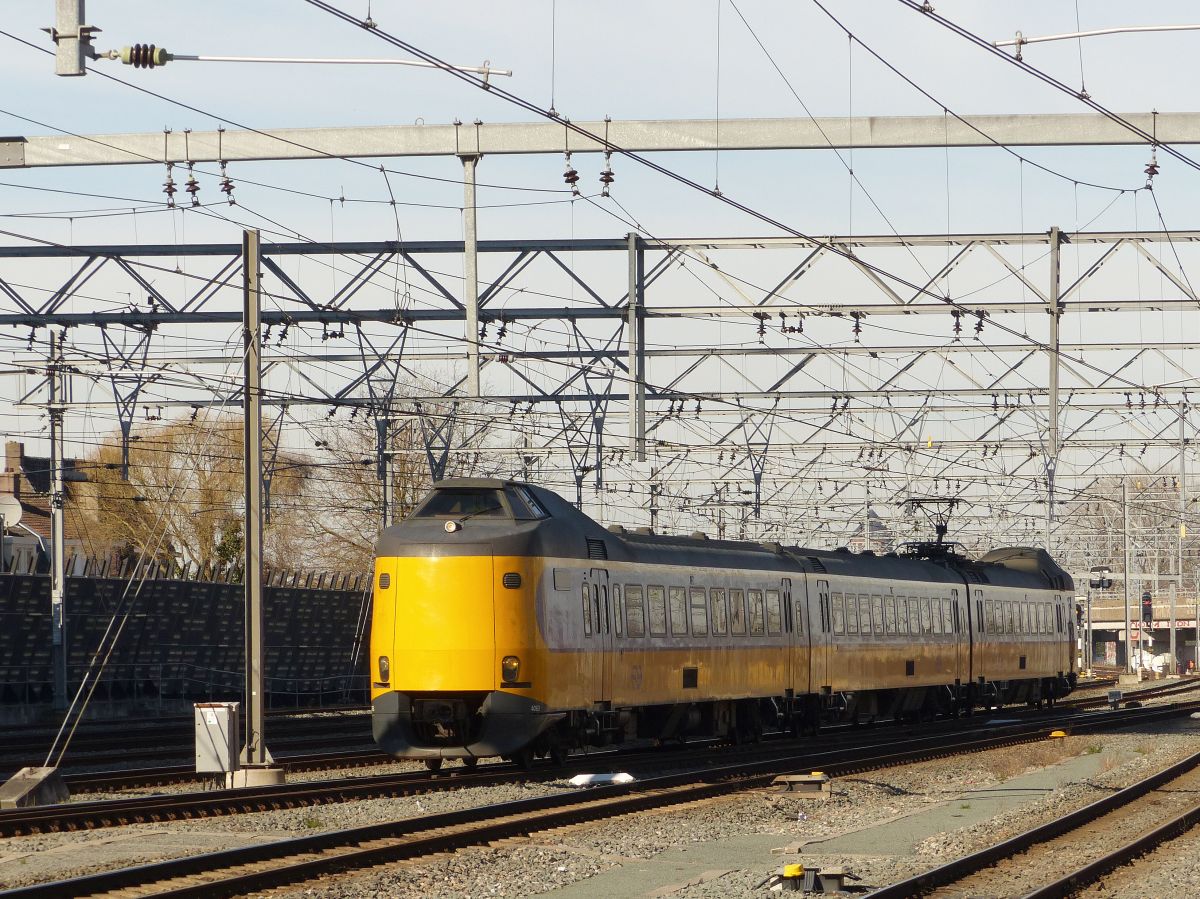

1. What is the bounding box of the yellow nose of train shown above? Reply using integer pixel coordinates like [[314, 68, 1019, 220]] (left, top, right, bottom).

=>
[[371, 479, 552, 762]]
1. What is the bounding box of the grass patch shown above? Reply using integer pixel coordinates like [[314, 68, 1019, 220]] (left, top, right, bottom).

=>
[[985, 736, 1090, 780]]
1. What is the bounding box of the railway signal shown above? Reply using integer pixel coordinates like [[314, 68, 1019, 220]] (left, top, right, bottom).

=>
[[1142, 591, 1154, 624]]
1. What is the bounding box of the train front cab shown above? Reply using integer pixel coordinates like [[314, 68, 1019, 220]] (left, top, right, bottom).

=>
[[370, 480, 560, 763]]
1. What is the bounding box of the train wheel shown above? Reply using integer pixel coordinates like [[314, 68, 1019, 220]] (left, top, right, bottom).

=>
[[461, 756, 478, 769], [549, 743, 569, 766], [513, 747, 536, 771], [424, 758, 443, 772]]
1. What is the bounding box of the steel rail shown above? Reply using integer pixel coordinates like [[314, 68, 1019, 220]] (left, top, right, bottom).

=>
[[0, 708, 368, 754], [0, 712, 372, 774], [867, 730, 1200, 897], [1059, 676, 1200, 709], [2, 702, 1194, 899], [62, 748, 390, 793], [0, 710, 1089, 840], [1022, 792, 1200, 898]]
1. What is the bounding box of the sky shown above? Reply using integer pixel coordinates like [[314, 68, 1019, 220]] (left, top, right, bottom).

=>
[[3, 1, 1200, 246]]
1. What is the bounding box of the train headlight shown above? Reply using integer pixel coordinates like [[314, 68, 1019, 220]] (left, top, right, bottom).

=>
[[501, 655, 521, 684], [378, 655, 390, 683]]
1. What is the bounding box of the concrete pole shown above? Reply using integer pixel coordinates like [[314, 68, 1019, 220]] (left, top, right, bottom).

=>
[[626, 232, 646, 461], [377, 417, 394, 530], [240, 230, 273, 773], [461, 154, 481, 397], [1170, 581, 1178, 673], [1181, 401, 1188, 621], [51, 0, 93, 76], [1085, 591, 1092, 674], [1045, 226, 1061, 554], [1124, 477, 1132, 672], [49, 330, 67, 710], [863, 493, 871, 553]]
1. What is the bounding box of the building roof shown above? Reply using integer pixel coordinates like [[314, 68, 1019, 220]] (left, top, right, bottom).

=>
[[2, 440, 86, 540]]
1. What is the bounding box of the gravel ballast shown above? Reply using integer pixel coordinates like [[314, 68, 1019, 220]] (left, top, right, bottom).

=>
[[4, 716, 1199, 896]]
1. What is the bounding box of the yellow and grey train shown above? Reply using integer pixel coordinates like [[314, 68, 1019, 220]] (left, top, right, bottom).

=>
[[371, 478, 1076, 767]]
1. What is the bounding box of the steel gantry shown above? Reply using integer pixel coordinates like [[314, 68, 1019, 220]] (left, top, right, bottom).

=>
[[2, 226, 1200, 578]]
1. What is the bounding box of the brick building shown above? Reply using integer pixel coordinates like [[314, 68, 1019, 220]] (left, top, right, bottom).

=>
[[1, 440, 86, 572]]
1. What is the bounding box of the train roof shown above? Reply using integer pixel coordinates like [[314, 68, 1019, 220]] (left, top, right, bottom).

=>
[[377, 481, 1073, 591]]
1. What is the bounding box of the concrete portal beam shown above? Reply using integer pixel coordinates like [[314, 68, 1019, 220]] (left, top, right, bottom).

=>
[[2, 112, 1196, 168]]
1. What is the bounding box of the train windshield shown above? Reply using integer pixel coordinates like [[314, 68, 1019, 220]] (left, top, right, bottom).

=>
[[413, 488, 509, 519]]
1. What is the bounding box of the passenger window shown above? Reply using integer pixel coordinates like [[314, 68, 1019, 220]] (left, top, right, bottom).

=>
[[931, 599, 943, 635], [896, 596, 908, 635], [1007, 602, 1016, 634], [669, 587, 688, 635], [884, 596, 896, 635], [832, 593, 845, 634], [920, 598, 932, 634], [749, 589, 766, 635], [765, 590, 782, 634], [942, 600, 953, 635], [690, 587, 709, 635], [729, 589, 747, 635], [581, 583, 592, 636], [710, 588, 729, 635], [858, 595, 872, 635], [985, 599, 995, 634], [870, 596, 884, 634], [624, 586, 645, 637], [613, 586, 623, 636], [647, 585, 667, 635]]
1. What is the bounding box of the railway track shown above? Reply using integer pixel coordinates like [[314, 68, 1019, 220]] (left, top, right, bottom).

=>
[[0, 706, 366, 753], [0, 709, 371, 774], [1, 701, 1195, 898], [11, 683, 1184, 797], [868, 740, 1200, 897], [1059, 675, 1200, 708], [62, 747, 391, 793], [0, 702, 1165, 838]]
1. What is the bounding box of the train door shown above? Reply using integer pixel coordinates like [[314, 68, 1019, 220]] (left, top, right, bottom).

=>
[[969, 588, 982, 687], [813, 579, 830, 693], [951, 588, 964, 683], [589, 568, 613, 703], [782, 578, 805, 693], [792, 577, 814, 695]]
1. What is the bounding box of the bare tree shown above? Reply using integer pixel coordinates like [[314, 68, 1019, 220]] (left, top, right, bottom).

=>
[[297, 405, 493, 572], [74, 413, 308, 570]]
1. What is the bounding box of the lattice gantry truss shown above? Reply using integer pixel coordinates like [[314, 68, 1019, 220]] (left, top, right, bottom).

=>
[[2, 228, 1198, 574]]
